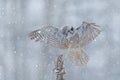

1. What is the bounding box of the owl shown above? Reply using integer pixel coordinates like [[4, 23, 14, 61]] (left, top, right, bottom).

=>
[[28, 21, 101, 65]]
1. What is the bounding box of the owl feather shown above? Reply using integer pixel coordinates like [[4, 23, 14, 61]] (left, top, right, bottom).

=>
[[28, 22, 101, 65]]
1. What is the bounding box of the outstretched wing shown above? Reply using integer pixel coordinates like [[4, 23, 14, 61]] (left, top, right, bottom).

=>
[[28, 26, 69, 49], [77, 22, 101, 47]]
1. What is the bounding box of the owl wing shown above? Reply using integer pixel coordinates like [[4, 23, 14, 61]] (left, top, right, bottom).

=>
[[28, 26, 69, 49], [77, 22, 101, 47]]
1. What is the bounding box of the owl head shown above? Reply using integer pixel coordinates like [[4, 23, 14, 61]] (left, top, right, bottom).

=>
[[62, 26, 75, 36]]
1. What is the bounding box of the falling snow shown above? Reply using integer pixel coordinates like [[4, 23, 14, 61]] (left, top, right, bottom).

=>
[[0, 0, 120, 80]]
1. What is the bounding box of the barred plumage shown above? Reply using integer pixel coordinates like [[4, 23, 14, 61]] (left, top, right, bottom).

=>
[[77, 22, 101, 47], [29, 22, 101, 65]]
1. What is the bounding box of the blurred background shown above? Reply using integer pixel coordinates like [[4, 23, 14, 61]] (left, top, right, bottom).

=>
[[0, 0, 120, 80]]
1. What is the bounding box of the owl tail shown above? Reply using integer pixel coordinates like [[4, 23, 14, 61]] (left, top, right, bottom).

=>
[[67, 47, 89, 65]]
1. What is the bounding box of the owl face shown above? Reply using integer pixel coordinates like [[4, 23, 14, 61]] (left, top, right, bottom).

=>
[[68, 27, 74, 34], [66, 27, 76, 39], [62, 26, 75, 36]]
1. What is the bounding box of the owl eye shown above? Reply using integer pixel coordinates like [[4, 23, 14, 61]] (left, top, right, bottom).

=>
[[71, 27, 74, 31]]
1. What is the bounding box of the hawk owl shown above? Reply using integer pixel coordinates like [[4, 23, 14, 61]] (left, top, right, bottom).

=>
[[29, 21, 101, 65]]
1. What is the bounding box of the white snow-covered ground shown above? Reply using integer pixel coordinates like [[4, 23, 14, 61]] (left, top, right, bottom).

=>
[[0, 0, 120, 80]]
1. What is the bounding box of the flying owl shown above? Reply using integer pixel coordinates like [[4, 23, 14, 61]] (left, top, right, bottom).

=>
[[28, 21, 101, 65]]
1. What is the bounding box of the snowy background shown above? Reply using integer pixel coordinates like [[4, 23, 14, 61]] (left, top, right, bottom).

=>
[[0, 0, 120, 80]]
